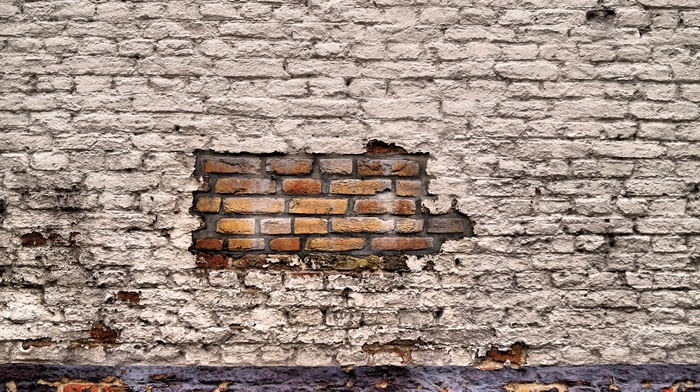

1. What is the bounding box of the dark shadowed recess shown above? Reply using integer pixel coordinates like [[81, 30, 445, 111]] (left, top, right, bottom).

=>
[[2, 364, 700, 391]]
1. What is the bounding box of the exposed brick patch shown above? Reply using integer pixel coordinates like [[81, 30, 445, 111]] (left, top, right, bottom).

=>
[[116, 291, 140, 304], [191, 148, 473, 270], [476, 342, 528, 370], [70, 322, 118, 350]]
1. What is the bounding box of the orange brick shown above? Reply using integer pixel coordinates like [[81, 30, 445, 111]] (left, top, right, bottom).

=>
[[196, 197, 221, 213], [397, 219, 424, 233], [63, 385, 98, 392], [306, 237, 365, 251], [427, 218, 465, 233], [223, 198, 285, 214], [357, 159, 420, 177], [215, 178, 275, 194], [329, 179, 390, 195], [289, 198, 347, 214], [396, 180, 422, 196], [269, 237, 301, 251], [372, 237, 433, 250], [282, 179, 322, 195], [216, 218, 255, 234], [228, 238, 265, 251], [332, 218, 394, 233], [101, 386, 128, 392], [260, 218, 291, 234], [354, 199, 415, 215], [195, 238, 224, 250], [202, 158, 260, 174], [294, 218, 328, 234], [319, 159, 353, 174], [268, 158, 313, 175]]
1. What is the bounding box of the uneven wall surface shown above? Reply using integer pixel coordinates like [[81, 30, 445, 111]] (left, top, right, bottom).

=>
[[2, 0, 700, 379]]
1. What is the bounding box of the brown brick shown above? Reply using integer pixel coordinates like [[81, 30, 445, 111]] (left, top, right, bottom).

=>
[[260, 218, 291, 234], [228, 238, 265, 251], [320, 159, 353, 174], [64, 384, 98, 392], [196, 197, 221, 213], [372, 237, 433, 250], [396, 180, 422, 196], [268, 158, 313, 175], [195, 238, 224, 250], [283, 178, 322, 195], [196, 253, 228, 268], [357, 159, 420, 177], [294, 218, 328, 234], [427, 218, 465, 233], [289, 198, 347, 214], [216, 218, 255, 234], [332, 218, 394, 233], [270, 237, 301, 251], [223, 198, 285, 214], [202, 158, 260, 174], [306, 237, 365, 251], [215, 178, 275, 194], [397, 219, 424, 233], [354, 199, 415, 215], [329, 179, 390, 195]]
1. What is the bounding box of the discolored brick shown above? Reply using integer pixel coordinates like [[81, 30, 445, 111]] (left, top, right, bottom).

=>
[[215, 178, 276, 194], [397, 219, 424, 233], [331, 217, 394, 233], [329, 179, 391, 195], [196, 197, 221, 213], [289, 198, 347, 214], [260, 218, 291, 234], [216, 218, 255, 234], [202, 158, 260, 174], [64, 384, 98, 392], [283, 178, 322, 195], [294, 218, 328, 234], [268, 158, 313, 174], [427, 218, 465, 233], [372, 237, 433, 250], [223, 198, 285, 214], [269, 237, 301, 251], [228, 238, 265, 251], [195, 238, 224, 250], [396, 180, 422, 196], [306, 237, 365, 251], [320, 159, 353, 174], [195, 253, 229, 269], [357, 159, 420, 177], [354, 199, 416, 215]]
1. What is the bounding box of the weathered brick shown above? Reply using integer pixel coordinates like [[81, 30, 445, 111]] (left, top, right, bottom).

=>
[[329, 179, 391, 195], [223, 198, 285, 214], [63, 384, 98, 392], [289, 198, 347, 214], [294, 218, 328, 234], [260, 218, 291, 234], [269, 237, 301, 251], [397, 219, 424, 233], [215, 178, 276, 194], [196, 253, 229, 268], [282, 178, 322, 195], [216, 218, 256, 234], [196, 197, 221, 213], [228, 238, 265, 251], [195, 238, 224, 250], [332, 218, 394, 233], [268, 158, 313, 174], [354, 199, 416, 215], [357, 159, 420, 177], [372, 237, 433, 250], [396, 180, 422, 196], [319, 159, 353, 174], [306, 237, 366, 251], [202, 158, 260, 174], [427, 218, 465, 233]]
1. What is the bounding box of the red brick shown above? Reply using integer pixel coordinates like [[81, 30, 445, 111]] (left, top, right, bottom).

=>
[[202, 158, 260, 174], [332, 218, 394, 233], [260, 218, 291, 234], [357, 159, 420, 177], [216, 218, 255, 234], [319, 159, 353, 174], [195, 253, 229, 268], [397, 219, 424, 233], [195, 197, 221, 213], [354, 199, 415, 215], [294, 218, 328, 234], [329, 179, 390, 195], [101, 386, 128, 392], [269, 237, 301, 251], [195, 238, 224, 250], [396, 180, 422, 196], [228, 238, 265, 251], [215, 178, 275, 194], [282, 178, 322, 195], [372, 237, 433, 250], [223, 198, 285, 214], [64, 384, 98, 392], [289, 198, 347, 214], [427, 218, 465, 233], [306, 237, 365, 251], [268, 158, 313, 174]]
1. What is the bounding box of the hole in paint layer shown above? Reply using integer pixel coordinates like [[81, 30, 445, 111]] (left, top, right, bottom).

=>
[[586, 8, 616, 23]]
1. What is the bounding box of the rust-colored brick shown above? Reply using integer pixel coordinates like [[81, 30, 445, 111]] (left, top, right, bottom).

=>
[[329, 179, 391, 195], [289, 198, 347, 214], [294, 218, 328, 234], [270, 237, 301, 251], [196, 197, 221, 213], [306, 237, 365, 251], [283, 179, 322, 195], [216, 218, 255, 234], [63, 384, 98, 392], [354, 199, 415, 215], [195, 238, 224, 250], [223, 198, 285, 214], [396, 180, 423, 196], [268, 158, 313, 174]]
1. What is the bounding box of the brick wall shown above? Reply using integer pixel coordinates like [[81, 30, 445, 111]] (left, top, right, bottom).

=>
[[1, 0, 700, 370]]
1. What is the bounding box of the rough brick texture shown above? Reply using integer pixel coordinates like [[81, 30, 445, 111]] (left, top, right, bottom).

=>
[[1, 0, 700, 370]]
